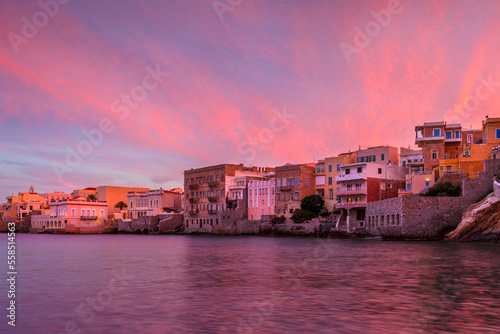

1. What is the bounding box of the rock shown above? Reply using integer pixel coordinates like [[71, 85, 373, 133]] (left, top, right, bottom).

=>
[[445, 193, 500, 242]]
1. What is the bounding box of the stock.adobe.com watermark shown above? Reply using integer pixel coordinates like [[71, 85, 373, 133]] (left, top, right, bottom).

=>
[[237, 107, 296, 164], [212, 0, 244, 21], [445, 74, 500, 122], [7, 0, 71, 54], [340, 0, 410, 63], [51, 64, 169, 183]]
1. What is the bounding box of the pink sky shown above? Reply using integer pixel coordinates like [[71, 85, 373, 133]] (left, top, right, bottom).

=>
[[1, 0, 499, 199]]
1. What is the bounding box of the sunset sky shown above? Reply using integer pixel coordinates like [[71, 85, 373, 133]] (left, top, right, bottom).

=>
[[1, 0, 499, 200]]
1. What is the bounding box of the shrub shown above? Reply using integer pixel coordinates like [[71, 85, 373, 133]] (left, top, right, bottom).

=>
[[300, 195, 325, 216], [271, 215, 286, 225], [291, 209, 315, 224], [421, 181, 461, 197]]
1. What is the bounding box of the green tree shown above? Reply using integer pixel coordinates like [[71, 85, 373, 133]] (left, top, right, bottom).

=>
[[115, 201, 128, 211], [300, 195, 325, 216], [87, 194, 97, 201], [291, 209, 315, 223], [421, 181, 461, 197]]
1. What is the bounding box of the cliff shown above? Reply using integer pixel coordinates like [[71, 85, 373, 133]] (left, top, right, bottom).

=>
[[445, 193, 500, 242]]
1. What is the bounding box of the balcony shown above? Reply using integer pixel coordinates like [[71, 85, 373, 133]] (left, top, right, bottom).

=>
[[208, 181, 220, 188], [80, 216, 98, 220], [208, 210, 218, 215], [226, 199, 238, 209], [188, 184, 200, 190], [188, 210, 199, 216], [208, 196, 220, 202], [336, 173, 367, 182], [444, 137, 462, 143], [188, 198, 200, 204], [336, 187, 367, 196], [279, 185, 293, 192], [336, 201, 367, 210]]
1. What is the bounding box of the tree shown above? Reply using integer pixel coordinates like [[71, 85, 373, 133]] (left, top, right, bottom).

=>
[[421, 181, 461, 197], [300, 195, 325, 216], [291, 209, 315, 223], [87, 194, 97, 202], [115, 201, 127, 211]]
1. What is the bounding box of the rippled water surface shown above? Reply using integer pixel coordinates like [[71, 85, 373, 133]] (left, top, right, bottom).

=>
[[1, 234, 499, 333]]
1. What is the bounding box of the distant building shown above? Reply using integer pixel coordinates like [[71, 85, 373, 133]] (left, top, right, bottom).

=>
[[40, 191, 72, 204], [356, 146, 400, 166], [247, 174, 275, 221], [71, 187, 98, 199], [127, 188, 182, 219], [336, 162, 407, 231], [183, 164, 274, 231], [398, 148, 434, 196], [275, 163, 316, 221], [4, 186, 47, 219], [96, 185, 149, 215], [31, 197, 108, 230]]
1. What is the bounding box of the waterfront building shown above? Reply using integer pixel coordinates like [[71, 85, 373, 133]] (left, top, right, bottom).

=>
[[127, 188, 182, 219], [31, 196, 108, 230], [96, 185, 149, 215], [315, 153, 356, 212], [415, 121, 463, 173], [247, 174, 275, 221], [275, 163, 316, 221], [4, 186, 47, 219], [40, 191, 72, 204], [335, 162, 407, 231], [398, 148, 434, 196], [183, 164, 274, 231]]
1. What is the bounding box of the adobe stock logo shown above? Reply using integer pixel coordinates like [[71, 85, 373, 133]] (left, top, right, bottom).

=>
[[7, 0, 71, 54], [339, 0, 409, 63]]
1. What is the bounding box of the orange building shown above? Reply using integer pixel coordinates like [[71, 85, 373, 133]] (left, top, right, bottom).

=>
[[96, 185, 149, 215]]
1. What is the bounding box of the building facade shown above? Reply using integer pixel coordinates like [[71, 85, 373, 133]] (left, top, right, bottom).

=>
[[275, 163, 316, 221], [31, 197, 108, 230], [127, 188, 182, 219], [336, 162, 407, 231], [183, 164, 274, 231], [248, 175, 275, 221], [4, 186, 47, 219]]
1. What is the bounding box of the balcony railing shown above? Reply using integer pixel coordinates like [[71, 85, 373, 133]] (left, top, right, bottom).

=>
[[279, 185, 293, 192], [80, 216, 98, 220], [208, 210, 218, 215], [188, 210, 199, 216], [188, 184, 200, 190], [208, 181, 220, 188], [336, 201, 367, 209], [208, 196, 219, 202], [336, 187, 367, 196], [188, 198, 200, 204], [336, 173, 367, 182]]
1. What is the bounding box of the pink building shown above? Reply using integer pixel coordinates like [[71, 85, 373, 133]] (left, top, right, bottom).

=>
[[31, 197, 108, 230], [247, 176, 275, 221]]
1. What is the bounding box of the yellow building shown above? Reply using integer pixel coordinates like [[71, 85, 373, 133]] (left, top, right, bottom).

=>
[[315, 153, 356, 212], [4, 186, 47, 218], [97, 185, 149, 215], [483, 116, 500, 148]]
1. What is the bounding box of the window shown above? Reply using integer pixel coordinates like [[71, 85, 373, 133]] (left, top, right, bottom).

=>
[[425, 180, 431, 188], [381, 154, 385, 161], [282, 178, 286, 186], [249, 190, 252, 196], [295, 178, 299, 186], [328, 164, 333, 173], [262, 200, 265, 205], [357, 167, 362, 173], [445, 152, 450, 159], [496, 129, 500, 139], [328, 177, 332, 185], [432, 150, 438, 160], [378, 168, 382, 174], [81, 209, 85, 216], [407, 183, 413, 191], [100, 209, 104, 217], [387, 184, 392, 189], [277, 179, 281, 187], [91, 209, 95, 216], [446, 165, 452, 171], [402, 160, 407, 167], [433, 128, 441, 137], [277, 193, 281, 200], [305, 178, 309, 186], [485, 131, 488, 141], [455, 131, 460, 139], [445, 131, 452, 139], [467, 134, 473, 143], [329, 189, 334, 200], [345, 169, 350, 175], [294, 192, 299, 200], [336, 163, 341, 172]]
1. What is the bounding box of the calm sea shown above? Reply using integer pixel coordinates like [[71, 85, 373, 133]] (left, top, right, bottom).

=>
[[0, 234, 499, 333]]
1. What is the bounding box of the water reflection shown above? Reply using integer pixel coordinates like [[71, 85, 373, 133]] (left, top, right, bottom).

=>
[[1, 235, 498, 333]]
